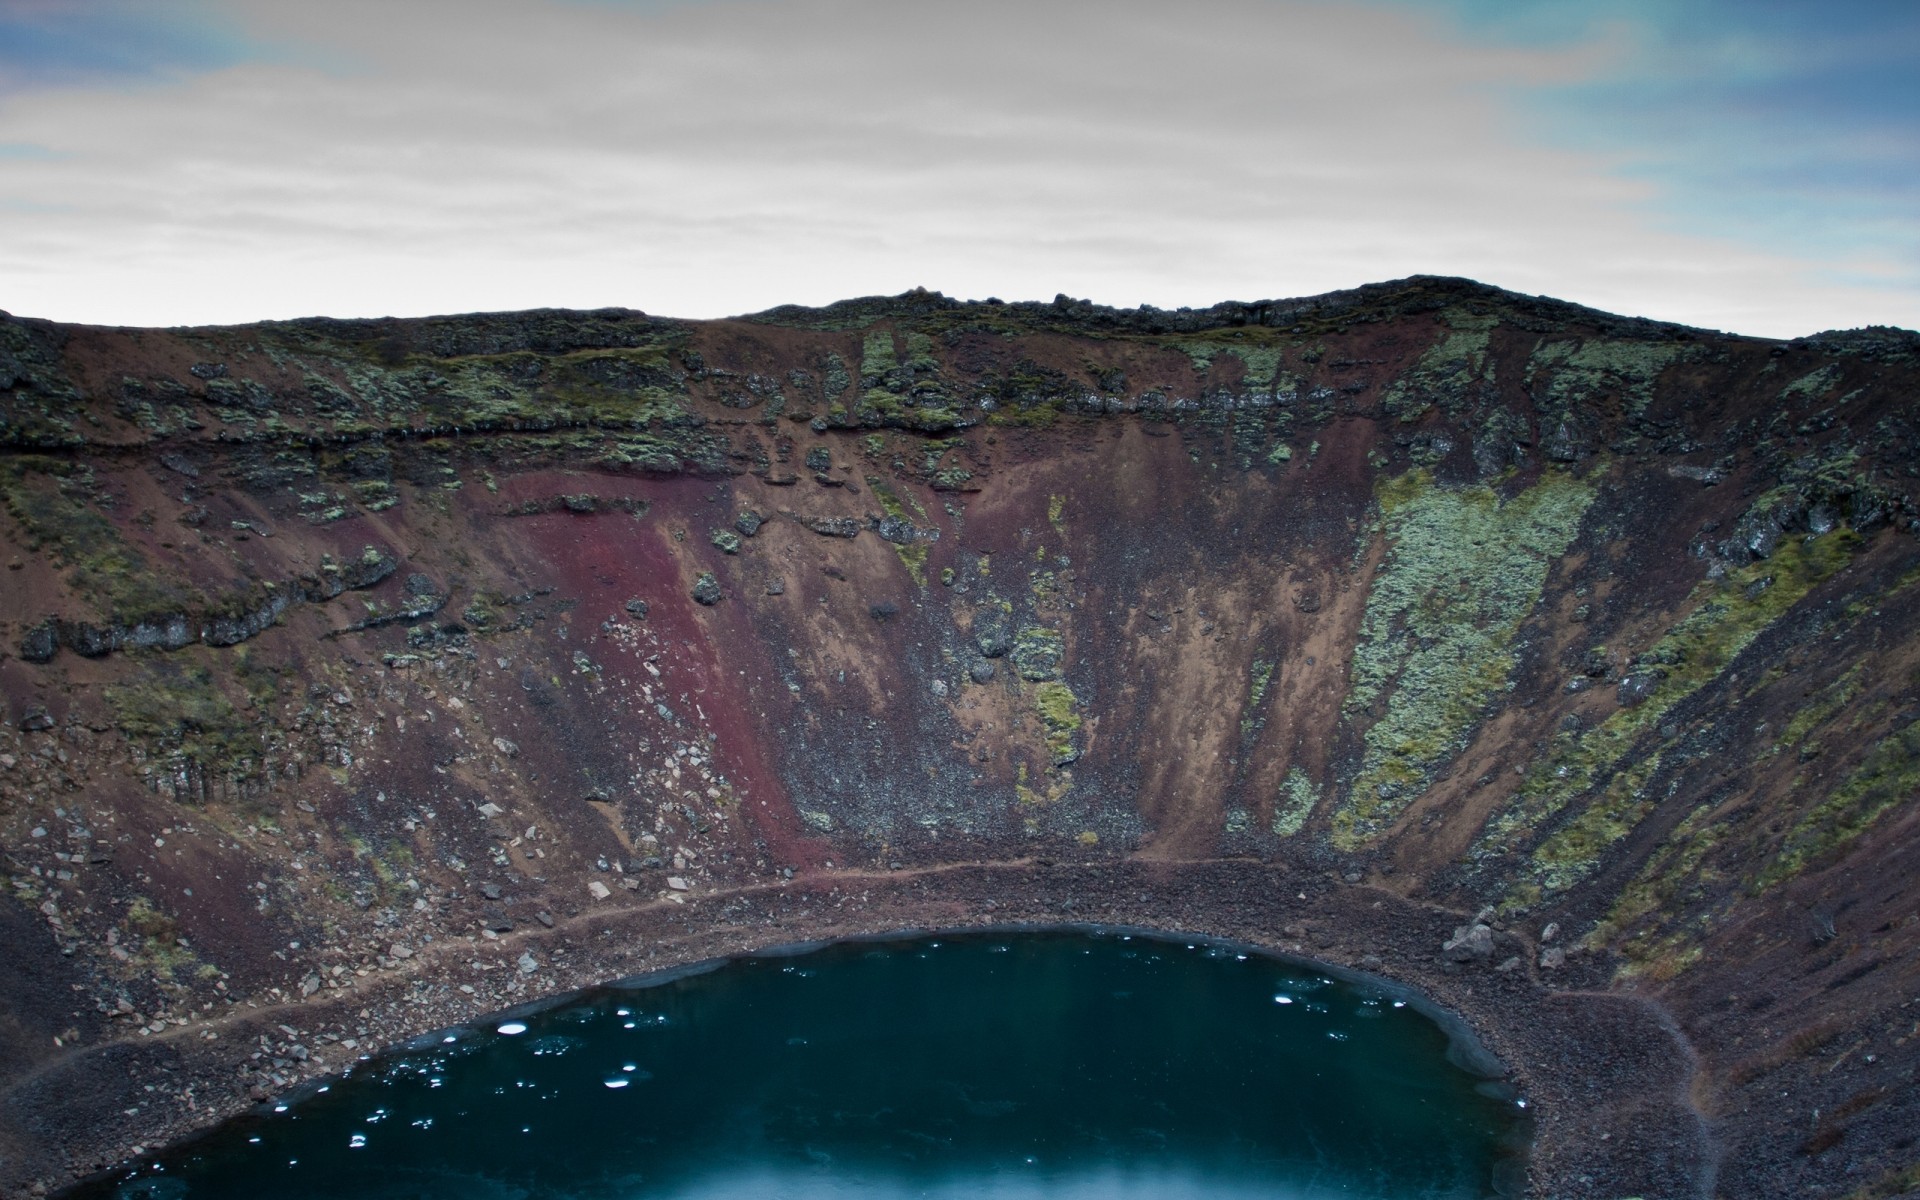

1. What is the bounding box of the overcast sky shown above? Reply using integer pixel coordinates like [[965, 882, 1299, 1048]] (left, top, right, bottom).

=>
[[1, 0, 1915, 336]]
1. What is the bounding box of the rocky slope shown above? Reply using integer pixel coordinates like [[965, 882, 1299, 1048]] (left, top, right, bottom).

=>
[[2, 276, 1919, 1198]]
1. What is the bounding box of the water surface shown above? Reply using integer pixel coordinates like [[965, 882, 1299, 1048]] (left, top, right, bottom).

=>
[[88, 929, 1527, 1199]]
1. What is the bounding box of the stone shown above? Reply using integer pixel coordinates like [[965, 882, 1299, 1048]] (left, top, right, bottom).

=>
[[535, 911, 555, 928], [974, 620, 1013, 659], [492, 737, 519, 757], [1539, 946, 1567, 970], [479, 883, 502, 901], [587, 881, 612, 900], [710, 529, 742, 555], [389, 943, 412, 959], [968, 658, 996, 684], [1617, 672, 1662, 707], [802, 516, 861, 538], [666, 876, 691, 891], [624, 598, 649, 618], [735, 511, 764, 537], [1540, 922, 1560, 942], [18, 706, 55, 732], [804, 447, 831, 473], [517, 952, 537, 975], [691, 573, 723, 606], [1494, 956, 1522, 973], [18, 622, 55, 664], [404, 573, 438, 597], [1442, 923, 1496, 962], [765, 579, 785, 595]]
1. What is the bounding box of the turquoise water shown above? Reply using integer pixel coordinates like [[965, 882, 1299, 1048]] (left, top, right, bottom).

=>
[[82, 929, 1527, 1199]]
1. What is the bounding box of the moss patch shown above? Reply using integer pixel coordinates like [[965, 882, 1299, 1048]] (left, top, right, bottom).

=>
[[1380, 309, 1498, 423], [1034, 681, 1082, 764], [1273, 768, 1320, 837], [1333, 468, 1595, 848], [1485, 527, 1861, 905], [1760, 715, 1920, 889]]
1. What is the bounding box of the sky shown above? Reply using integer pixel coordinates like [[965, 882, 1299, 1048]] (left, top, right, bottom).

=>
[[0, 0, 1914, 336]]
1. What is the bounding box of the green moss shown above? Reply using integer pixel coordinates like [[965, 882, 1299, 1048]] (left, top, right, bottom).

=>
[[1047, 494, 1066, 536], [1333, 469, 1595, 848], [1526, 335, 1694, 418], [1770, 663, 1865, 759], [106, 661, 259, 778], [1273, 768, 1320, 837], [0, 459, 194, 622], [1034, 681, 1082, 763], [710, 528, 742, 555], [1760, 715, 1920, 889], [1380, 309, 1498, 422], [1010, 627, 1064, 681], [1266, 442, 1293, 465], [1592, 799, 1724, 974], [1241, 660, 1274, 739], [1779, 364, 1843, 404], [1486, 527, 1861, 903], [860, 329, 899, 381], [867, 476, 931, 585]]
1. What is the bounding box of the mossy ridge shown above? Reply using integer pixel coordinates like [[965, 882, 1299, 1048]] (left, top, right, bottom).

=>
[[1757, 715, 1920, 891], [1768, 662, 1866, 760], [1332, 468, 1595, 849], [1484, 527, 1861, 906], [1590, 797, 1725, 975], [1380, 308, 1499, 423]]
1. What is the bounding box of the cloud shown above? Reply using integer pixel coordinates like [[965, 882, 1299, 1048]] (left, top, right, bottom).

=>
[[1390, 0, 1920, 299], [0, 0, 1912, 335]]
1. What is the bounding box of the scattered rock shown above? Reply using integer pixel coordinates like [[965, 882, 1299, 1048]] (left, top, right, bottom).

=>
[[1442, 923, 1496, 962], [666, 876, 691, 891], [800, 516, 861, 538], [766, 579, 785, 595], [479, 883, 503, 901], [18, 706, 55, 732], [587, 881, 612, 900], [968, 658, 996, 684], [735, 511, 763, 537], [517, 952, 537, 975], [1539, 946, 1567, 970], [710, 529, 742, 555], [691, 572, 723, 606], [535, 911, 555, 928], [1617, 672, 1662, 707], [18, 622, 55, 664], [390, 943, 413, 959], [493, 737, 519, 757], [624, 598, 649, 618]]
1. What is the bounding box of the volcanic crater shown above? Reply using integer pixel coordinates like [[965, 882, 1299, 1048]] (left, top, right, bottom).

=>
[[3, 276, 1919, 1197]]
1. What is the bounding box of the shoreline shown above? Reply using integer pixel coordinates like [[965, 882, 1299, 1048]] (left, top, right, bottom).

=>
[[21, 859, 1711, 1200]]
